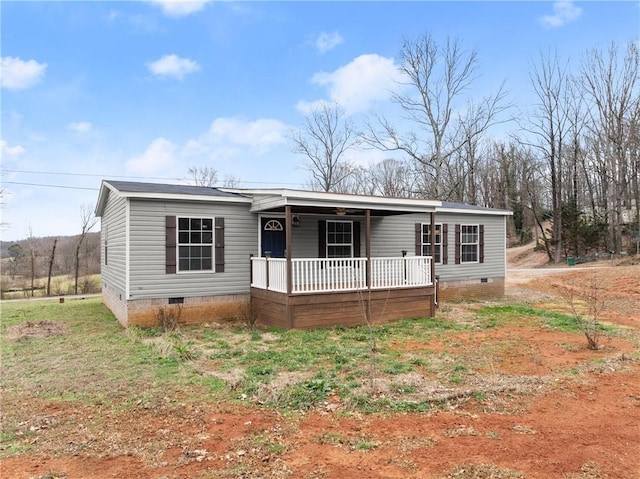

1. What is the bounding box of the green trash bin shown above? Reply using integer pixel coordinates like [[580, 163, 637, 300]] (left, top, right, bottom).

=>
[[567, 257, 576, 266]]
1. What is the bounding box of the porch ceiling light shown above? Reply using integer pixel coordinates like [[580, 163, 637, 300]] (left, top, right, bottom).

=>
[[335, 207, 346, 216]]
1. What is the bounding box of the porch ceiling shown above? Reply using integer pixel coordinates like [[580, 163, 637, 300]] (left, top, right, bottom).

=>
[[254, 205, 418, 217]]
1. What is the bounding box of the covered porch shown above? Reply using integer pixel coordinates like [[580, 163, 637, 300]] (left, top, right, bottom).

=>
[[231, 188, 440, 329]]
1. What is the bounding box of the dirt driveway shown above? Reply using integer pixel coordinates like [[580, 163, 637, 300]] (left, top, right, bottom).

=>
[[2, 260, 639, 479]]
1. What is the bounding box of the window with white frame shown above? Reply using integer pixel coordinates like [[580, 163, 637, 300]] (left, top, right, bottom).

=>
[[461, 225, 479, 263], [422, 224, 442, 263], [178, 217, 213, 271], [327, 220, 353, 258]]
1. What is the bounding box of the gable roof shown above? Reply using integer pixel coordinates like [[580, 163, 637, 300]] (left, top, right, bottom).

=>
[[104, 180, 241, 197], [95, 180, 512, 217], [94, 180, 251, 216]]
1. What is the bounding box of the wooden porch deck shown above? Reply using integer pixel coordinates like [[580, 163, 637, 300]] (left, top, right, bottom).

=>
[[251, 285, 436, 329], [250, 256, 436, 329]]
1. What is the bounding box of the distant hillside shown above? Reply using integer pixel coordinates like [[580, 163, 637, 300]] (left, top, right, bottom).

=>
[[0, 232, 100, 259]]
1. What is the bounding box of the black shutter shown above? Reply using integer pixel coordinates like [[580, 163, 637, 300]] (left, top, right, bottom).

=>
[[318, 220, 326, 258], [442, 223, 448, 264], [415, 223, 422, 256], [455, 224, 461, 264], [215, 217, 225, 273], [353, 221, 361, 257], [166, 216, 176, 274], [479, 224, 485, 264]]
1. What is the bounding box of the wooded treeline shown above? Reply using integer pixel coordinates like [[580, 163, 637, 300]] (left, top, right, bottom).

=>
[[1, 214, 100, 299], [290, 37, 640, 262]]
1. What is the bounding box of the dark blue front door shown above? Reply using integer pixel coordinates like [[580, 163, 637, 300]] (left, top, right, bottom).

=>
[[261, 218, 286, 258]]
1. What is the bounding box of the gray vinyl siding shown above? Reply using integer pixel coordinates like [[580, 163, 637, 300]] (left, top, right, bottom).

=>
[[128, 199, 258, 299], [371, 212, 507, 281], [100, 192, 127, 296], [287, 215, 365, 258]]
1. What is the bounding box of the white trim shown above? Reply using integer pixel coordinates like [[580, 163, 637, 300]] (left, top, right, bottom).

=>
[[436, 206, 512, 216], [223, 187, 441, 213], [421, 223, 442, 264], [120, 191, 251, 204], [326, 219, 354, 258], [503, 216, 508, 276], [264, 219, 284, 231], [460, 224, 480, 264], [125, 199, 130, 300], [258, 213, 285, 258], [176, 215, 215, 273]]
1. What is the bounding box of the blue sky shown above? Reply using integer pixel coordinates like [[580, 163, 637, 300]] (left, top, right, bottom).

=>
[[1, 1, 638, 241]]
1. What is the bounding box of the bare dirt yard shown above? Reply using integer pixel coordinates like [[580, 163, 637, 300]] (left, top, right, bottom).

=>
[[1, 252, 639, 479]]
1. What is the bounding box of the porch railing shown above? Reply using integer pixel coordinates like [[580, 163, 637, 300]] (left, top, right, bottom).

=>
[[251, 256, 432, 294]]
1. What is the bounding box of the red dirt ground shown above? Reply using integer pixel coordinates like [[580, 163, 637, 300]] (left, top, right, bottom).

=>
[[2, 262, 639, 479]]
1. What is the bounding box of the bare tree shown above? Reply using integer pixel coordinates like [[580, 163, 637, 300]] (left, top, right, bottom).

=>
[[0, 187, 7, 230], [579, 41, 640, 254], [519, 49, 572, 263], [46, 238, 58, 296], [362, 34, 508, 199], [368, 158, 415, 197], [74, 204, 98, 295], [221, 174, 241, 188], [25, 226, 40, 297], [7, 243, 24, 279], [188, 166, 219, 187], [291, 103, 360, 192]]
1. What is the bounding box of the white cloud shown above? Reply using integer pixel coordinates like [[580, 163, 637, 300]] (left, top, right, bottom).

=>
[[147, 0, 211, 17], [147, 54, 201, 80], [68, 121, 92, 133], [126, 137, 176, 174], [0, 57, 47, 90], [182, 117, 289, 166], [540, 1, 583, 28], [297, 54, 401, 115], [315, 31, 344, 54], [0, 140, 26, 159], [209, 118, 288, 150]]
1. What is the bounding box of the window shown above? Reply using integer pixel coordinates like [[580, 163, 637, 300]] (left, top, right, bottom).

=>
[[422, 224, 442, 263], [177, 217, 213, 271], [326, 220, 352, 258], [460, 225, 479, 263]]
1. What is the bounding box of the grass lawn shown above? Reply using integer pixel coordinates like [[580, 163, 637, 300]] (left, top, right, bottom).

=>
[[2, 266, 639, 478], [1, 296, 627, 420]]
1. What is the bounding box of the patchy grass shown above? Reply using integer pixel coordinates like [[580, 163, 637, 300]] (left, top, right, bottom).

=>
[[1, 293, 636, 462], [477, 304, 616, 335], [0, 298, 226, 459]]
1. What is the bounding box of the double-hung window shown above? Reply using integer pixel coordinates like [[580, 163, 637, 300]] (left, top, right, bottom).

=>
[[326, 220, 353, 258], [178, 217, 213, 271], [421, 224, 442, 263], [460, 225, 479, 263]]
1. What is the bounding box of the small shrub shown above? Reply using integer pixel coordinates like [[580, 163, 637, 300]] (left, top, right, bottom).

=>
[[79, 276, 100, 294], [561, 276, 607, 350], [156, 305, 182, 332]]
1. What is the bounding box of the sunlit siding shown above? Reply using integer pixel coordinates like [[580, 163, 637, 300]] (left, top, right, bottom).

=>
[[372, 212, 507, 282], [100, 192, 127, 296], [128, 199, 258, 299]]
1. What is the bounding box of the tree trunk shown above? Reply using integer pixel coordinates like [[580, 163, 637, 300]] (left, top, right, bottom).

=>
[[47, 238, 58, 296]]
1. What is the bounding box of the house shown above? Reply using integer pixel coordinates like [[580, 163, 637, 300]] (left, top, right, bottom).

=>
[[95, 180, 511, 328]]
